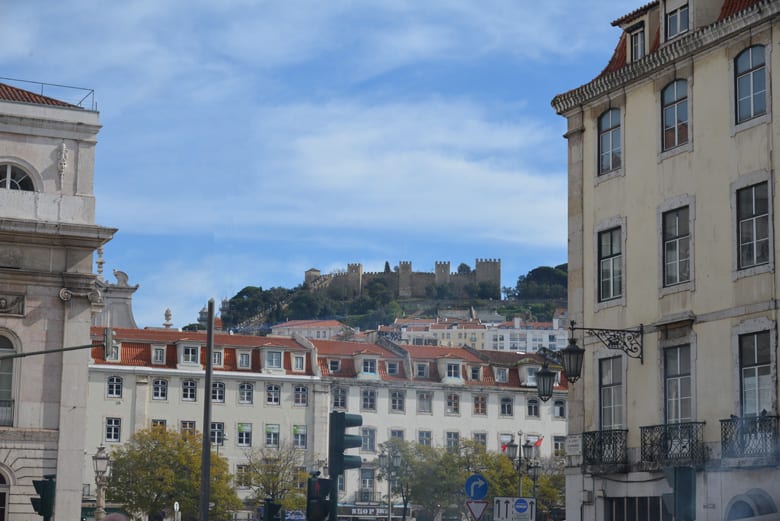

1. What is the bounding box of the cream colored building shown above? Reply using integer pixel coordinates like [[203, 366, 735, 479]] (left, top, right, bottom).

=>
[[0, 82, 115, 520], [553, 1, 780, 520]]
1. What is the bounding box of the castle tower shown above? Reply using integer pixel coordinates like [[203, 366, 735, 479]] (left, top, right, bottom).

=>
[[435, 261, 451, 285], [347, 263, 363, 296], [475, 259, 501, 297], [398, 261, 412, 298]]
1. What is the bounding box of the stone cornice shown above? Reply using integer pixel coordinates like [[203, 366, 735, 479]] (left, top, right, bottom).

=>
[[551, 0, 778, 115], [0, 218, 116, 248]]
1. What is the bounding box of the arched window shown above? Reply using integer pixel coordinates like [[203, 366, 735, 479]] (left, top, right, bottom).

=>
[[0, 164, 34, 191], [554, 399, 566, 418], [736, 45, 767, 124], [0, 471, 8, 521], [662, 79, 688, 150], [0, 336, 14, 427]]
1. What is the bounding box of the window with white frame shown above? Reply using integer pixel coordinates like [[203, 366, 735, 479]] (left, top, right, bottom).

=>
[[736, 46, 767, 124], [151, 419, 166, 429], [210, 422, 225, 445], [417, 391, 432, 413], [445, 431, 460, 450], [238, 382, 253, 404], [266, 424, 280, 447], [181, 420, 196, 434], [471, 366, 480, 380], [416, 363, 428, 377], [294, 385, 308, 406], [526, 367, 537, 386], [600, 357, 623, 429], [266, 384, 281, 405], [329, 360, 341, 373], [390, 429, 404, 440], [361, 427, 376, 452], [106, 376, 122, 398], [554, 436, 566, 455], [598, 109, 621, 174], [238, 352, 251, 369], [665, 345, 692, 423], [237, 423, 252, 447], [473, 394, 487, 415], [495, 367, 508, 383], [212, 382, 225, 403], [737, 182, 770, 270], [152, 347, 166, 365], [152, 379, 168, 400], [390, 390, 405, 412], [333, 387, 347, 409], [293, 425, 307, 448], [500, 397, 513, 416], [554, 400, 566, 418], [0, 163, 34, 191], [446, 362, 461, 378], [360, 468, 375, 497], [361, 389, 376, 411], [212, 351, 223, 367], [446, 393, 460, 415], [266, 351, 282, 369], [182, 346, 199, 364], [105, 417, 121, 442], [662, 79, 688, 150], [739, 330, 772, 416], [527, 398, 539, 417], [293, 355, 305, 371], [473, 432, 487, 447], [630, 26, 645, 61], [599, 227, 623, 301], [362, 359, 377, 374], [387, 362, 399, 375], [666, 4, 688, 40], [663, 206, 691, 286], [418, 430, 432, 446], [182, 379, 197, 401], [236, 465, 251, 488]]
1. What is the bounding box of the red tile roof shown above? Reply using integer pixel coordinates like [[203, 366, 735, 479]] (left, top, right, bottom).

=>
[[719, 0, 763, 20], [401, 345, 484, 363], [309, 339, 398, 357], [273, 319, 345, 328], [611, 1, 659, 27], [0, 82, 78, 108]]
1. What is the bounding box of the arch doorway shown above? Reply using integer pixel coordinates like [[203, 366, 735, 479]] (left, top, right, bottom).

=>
[[726, 489, 780, 521]]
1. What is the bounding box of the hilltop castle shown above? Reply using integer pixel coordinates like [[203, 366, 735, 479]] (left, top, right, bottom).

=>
[[305, 259, 501, 300]]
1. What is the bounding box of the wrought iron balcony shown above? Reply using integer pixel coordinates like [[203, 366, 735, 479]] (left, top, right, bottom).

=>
[[582, 429, 628, 467], [721, 414, 779, 461], [0, 400, 13, 426], [353, 489, 382, 503], [640, 422, 706, 467]]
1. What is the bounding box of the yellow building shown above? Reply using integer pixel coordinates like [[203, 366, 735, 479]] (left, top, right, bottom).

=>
[[552, 1, 780, 520]]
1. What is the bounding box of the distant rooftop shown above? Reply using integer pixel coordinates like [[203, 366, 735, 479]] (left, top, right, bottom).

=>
[[0, 77, 96, 111]]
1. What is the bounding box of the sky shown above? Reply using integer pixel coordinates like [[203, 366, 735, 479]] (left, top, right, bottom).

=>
[[2, 1, 630, 329]]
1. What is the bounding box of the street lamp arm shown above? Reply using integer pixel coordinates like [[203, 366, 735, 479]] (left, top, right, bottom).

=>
[[569, 321, 644, 363]]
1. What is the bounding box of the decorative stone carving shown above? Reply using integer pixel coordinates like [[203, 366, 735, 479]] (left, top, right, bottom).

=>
[[0, 295, 24, 315], [57, 141, 69, 183], [59, 287, 102, 303]]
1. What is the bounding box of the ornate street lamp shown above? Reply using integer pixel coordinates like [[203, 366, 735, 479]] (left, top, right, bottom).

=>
[[93, 445, 111, 521], [563, 321, 643, 383], [536, 363, 557, 403], [378, 449, 403, 521]]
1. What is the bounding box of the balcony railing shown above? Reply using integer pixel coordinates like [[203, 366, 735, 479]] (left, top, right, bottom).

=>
[[640, 422, 706, 466], [353, 490, 382, 503], [582, 429, 628, 466], [721, 415, 779, 459], [0, 400, 13, 426]]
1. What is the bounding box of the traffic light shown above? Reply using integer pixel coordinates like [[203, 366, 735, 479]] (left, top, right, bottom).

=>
[[662, 466, 696, 521], [307, 475, 332, 521], [328, 411, 363, 478], [30, 474, 55, 520], [264, 498, 282, 521]]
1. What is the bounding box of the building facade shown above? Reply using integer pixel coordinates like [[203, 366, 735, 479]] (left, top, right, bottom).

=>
[[553, 1, 780, 521], [0, 82, 115, 519]]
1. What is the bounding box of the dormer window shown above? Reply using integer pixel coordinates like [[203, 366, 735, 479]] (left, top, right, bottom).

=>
[[496, 367, 509, 383], [0, 164, 34, 191], [416, 363, 429, 378], [182, 345, 199, 365], [238, 351, 251, 369], [666, 5, 688, 40], [387, 362, 399, 376], [212, 350, 223, 368], [630, 25, 645, 61], [266, 350, 282, 369], [446, 362, 461, 378], [362, 359, 377, 374], [527, 367, 538, 386], [470, 366, 480, 380], [293, 355, 305, 372], [152, 346, 166, 365], [329, 360, 341, 373]]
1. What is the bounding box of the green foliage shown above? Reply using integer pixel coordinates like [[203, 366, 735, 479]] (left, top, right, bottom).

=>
[[496, 302, 557, 322], [457, 263, 472, 275], [221, 286, 292, 327], [107, 427, 241, 521], [182, 323, 205, 332], [505, 265, 567, 300], [243, 443, 308, 511]]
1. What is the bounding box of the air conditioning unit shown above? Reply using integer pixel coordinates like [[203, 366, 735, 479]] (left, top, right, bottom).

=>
[[582, 490, 594, 505]]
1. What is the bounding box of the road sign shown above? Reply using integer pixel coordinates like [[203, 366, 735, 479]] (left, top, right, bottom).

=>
[[465, 473, 488, 500], [467, 501, 488, 521], [493, 497, 536, 521]]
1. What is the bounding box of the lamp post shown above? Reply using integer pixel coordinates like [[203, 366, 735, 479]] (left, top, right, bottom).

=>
[[527, 460, 540, 520], [378, 449, 402, 521], [505, 434, 535, 497], [93, 445, 111, 521]]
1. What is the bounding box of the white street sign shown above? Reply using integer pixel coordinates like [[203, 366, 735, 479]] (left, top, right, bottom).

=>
[[467, 501, 489, 521], [493, 497, 536, 521]]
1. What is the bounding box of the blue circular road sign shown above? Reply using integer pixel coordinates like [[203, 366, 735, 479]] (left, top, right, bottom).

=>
[[465, 474, 488, 500], [515, 499, 529, 513]]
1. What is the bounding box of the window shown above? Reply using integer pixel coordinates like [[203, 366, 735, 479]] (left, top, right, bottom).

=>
[[266, 424, 280, 447], [554, 436, 566, 456], [390, 390, 405, 412], [266, 351, 282, 369], [387, 362, 399, 375], [105, 339, 119, 361], [418, 430, 432, 446], [266, 384, 281, 405], [361, 389, 376, 411], [600, 357, 623, 429], [663, 206, 691, 286], [740, 331, 772, 416], [446, 362, 461, 378], [416, 363, 428, 378], [0, 164, 33, 191], [630, 27, 645, 61], [181, 420, 196, 434], [738, 182, 769, 269], [237, 423, 252, 447], [294, 385, 308, 406], [333, 387, 347, 409], [500, 397, 513, 416], [152, 347, 165, 365], [390, 429, 404, 440], [446, 393, 460, 415], [238, 352, 251, 369], [417, 391, 433, 413], [736, 45, 767, 123], [329, 360, 341, 373], [665, 345, 692, 423], [361, 427, 376, 451], [105, 418, 121, 442], [473, 394, 487, 415], [151, 419, 166, 429], [236, 465, 251, 488], [662, 80, 688, 150], [211, 382, 225, 403], [363, 359, 377, 374], [473, 432, 487, 447], [183, 346, 199, 364], [599, 227, 623, 301], [293, 355, 305, 371], [666, 4, 688, 39], [446, 431, 460, 450], [470, 366, 480, 380], [527, 399, 539, 417], [152, 379, 168, 400], [598, 109, 621, 174], [182, 379, 197, 401], [554, 400, 566, 418], [496, 367, 508, 383], [526, 367, 537, 386], [212, 351, 223, 367], [293, 425, 306, 449], [360, 469, 375, 496], [238, 382, 253, 404], [106, 376, 122, 398], [210, 422, 225, 445]]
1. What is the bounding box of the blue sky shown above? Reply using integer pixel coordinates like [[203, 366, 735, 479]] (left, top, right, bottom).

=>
[[2, 1, 629, 328]]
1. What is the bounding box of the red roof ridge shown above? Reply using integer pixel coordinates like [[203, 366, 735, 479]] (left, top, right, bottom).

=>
[[0, 82, 79, 108]]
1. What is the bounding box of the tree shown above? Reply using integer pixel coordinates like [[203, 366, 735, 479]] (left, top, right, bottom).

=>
[[243, 442, 308, 512], [457, 263, 472, 275], [406, 444, 465, 521], [107, 427, 241, 521], [377, 439, 416, 521]]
